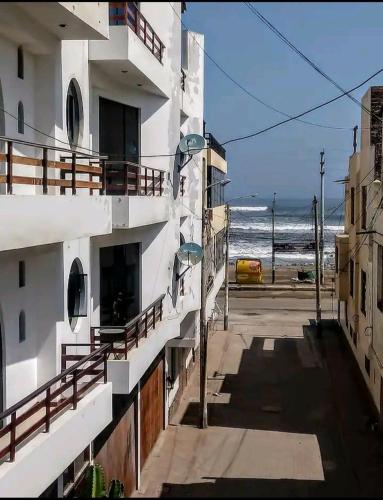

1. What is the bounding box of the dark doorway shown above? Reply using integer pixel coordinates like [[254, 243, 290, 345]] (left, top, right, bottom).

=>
[[99, 97, 139, 195], [100, 244, 140, 326]]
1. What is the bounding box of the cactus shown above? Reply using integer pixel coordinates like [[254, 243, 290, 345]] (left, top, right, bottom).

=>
[[80, 464, 125, 498], [82, 464, 106, 498], [107, 479, 125, 498]]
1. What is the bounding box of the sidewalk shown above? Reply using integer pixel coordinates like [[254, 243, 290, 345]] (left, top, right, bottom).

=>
[[134, 297, 383, 498]]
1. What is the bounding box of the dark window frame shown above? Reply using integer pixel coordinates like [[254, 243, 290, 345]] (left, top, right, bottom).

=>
[[19, 261, 25, 288], [378, 245, 383, 313], [350, 258, 354, 297], [17, 46, 24, 79], [17, 101, 24, 134], [19, 310, 26, 343], [68, 259, 88, 330], [66, 79, 82, 148], [361, 185, 367, 230], [207, 165, 225, 208], [335, 245, 339, 274], [351, 186, 355, 225], [361, 269, 367, 316]]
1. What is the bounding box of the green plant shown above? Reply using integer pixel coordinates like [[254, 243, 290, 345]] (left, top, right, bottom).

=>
[[107, 479, 125, 498], [81, 464, 125, 498]]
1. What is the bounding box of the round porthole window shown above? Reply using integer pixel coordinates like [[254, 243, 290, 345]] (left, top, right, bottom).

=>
[[67, 258, 87, 331], [66, 79, 83, 149]]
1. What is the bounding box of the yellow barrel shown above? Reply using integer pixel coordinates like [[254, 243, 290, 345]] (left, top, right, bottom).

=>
[[235, 258, 263, 284]]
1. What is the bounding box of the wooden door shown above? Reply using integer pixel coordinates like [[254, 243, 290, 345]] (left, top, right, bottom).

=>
[[94, 396, 137, 496], [140, 357, 164, 469]]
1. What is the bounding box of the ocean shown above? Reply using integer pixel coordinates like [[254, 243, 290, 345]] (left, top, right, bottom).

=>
[[229, 198, 344, 267]]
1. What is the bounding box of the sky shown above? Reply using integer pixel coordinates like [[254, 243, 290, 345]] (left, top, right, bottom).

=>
[[183, 2, 383, 202]]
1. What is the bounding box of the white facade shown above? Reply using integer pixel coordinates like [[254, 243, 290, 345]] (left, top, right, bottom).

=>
[[0, 2, 207, 496]]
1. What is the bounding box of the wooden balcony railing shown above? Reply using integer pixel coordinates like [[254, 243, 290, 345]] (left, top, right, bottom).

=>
[[87, 294, 165, 361], [104, 160, 165, 196], [0, 137, 104, 195], [109, 2, 165, 63], [0, 344, 110, 464]]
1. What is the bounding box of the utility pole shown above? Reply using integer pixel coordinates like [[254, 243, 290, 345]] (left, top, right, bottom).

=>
[[271, 192, 276, 284], [313, 195, 322, 336], [353, 125, 358, 154], [319, 151, 325, 286], [224, 203, 230, 330], [199, 157, 208, 429]]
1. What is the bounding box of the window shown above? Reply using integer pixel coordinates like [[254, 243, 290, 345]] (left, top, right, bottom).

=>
[[66, 79, 82, 148], [350, 258, 354, 297], [17, 102, 24, 134], [351, 186, 355, 225], [365, 356, 371, 376], [19, 261, 25, 288], [378, 245, 383, 312], [19, 311, 25, 343], [17, 46, 23, 79], [63, 446, 90, 497], [361, 269, 367, 316], [67, 259, 87, 330], [361, 185, 367, 230], [207, 165, 225, 208], [345, 302, 348, 327]]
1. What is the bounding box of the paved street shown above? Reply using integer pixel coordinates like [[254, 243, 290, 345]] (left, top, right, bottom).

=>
[[134, 294, 383, 498]]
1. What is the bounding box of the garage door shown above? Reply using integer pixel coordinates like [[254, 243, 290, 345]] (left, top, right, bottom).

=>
[[140, 356, 165, 469]]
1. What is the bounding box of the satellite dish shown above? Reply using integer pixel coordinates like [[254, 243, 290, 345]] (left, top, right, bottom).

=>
[[179, 134, 206, 155], [176, 242, 203, 267]]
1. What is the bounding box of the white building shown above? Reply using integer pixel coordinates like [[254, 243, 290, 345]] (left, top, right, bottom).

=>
[[0, 2, 229, 497]]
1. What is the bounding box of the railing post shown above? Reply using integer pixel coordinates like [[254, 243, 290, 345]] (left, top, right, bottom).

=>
[[145, 312, 148, 337], [160, 171, 163, 196], [101, 160, 107, 195], [72, 369, 78, 410], [89, 173, 93, 196], [135, 322, 139, 348], [103, 351, 108, 384], [145, 167, 148, 195], [153, 304, 156, 330], [71, 152, 76, 195], [124, 164, 128, 196], [90, 327, 95, 352], [159, 299, 163, 321], [7, 141, 13, 195], [42, 147, 48, 194], [10, 411, 16, 462], [152, 169, 155, 195], [45, 387, 51, 433]]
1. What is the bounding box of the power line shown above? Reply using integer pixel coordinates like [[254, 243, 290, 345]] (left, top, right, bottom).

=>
[[170, 2, 351, 131], [221, 66, 383, 146], [244, 2, 382, 124]]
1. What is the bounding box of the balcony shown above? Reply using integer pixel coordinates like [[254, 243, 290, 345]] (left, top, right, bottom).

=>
[[0, 136, 112, 251], [0, 3, 108, 55], [84, 295, 167, 394], [104, 160, 168, 228], [89, 3, 170, 97], [205, 132, 227, 175], [0, 345, 112, 497]]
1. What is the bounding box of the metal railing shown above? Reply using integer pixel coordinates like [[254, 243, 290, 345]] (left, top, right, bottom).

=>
[[87, 294, 165, 360], [204, 132, 226, 160], [0, 136, 104, 195], [103, 160, 165, 196], [0, 344, 110, 464], [109, 2, 165, 63]]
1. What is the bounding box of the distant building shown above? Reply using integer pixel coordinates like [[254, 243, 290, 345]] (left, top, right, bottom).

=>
[[335, 86, 383, 419], [0, 2, 229, 497]]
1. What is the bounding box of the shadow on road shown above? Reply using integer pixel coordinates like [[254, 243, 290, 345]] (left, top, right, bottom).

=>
[[161, 320, 383, 498]]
